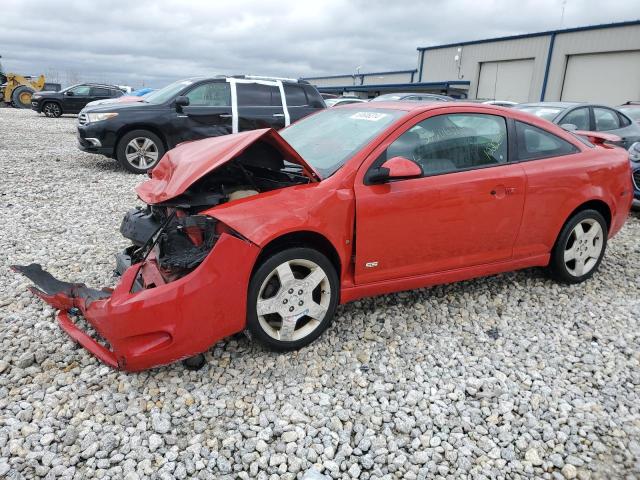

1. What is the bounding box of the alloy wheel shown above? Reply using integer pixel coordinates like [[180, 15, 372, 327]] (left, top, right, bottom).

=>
[[563, 218, 604, 277], [44, 103, 61, 117], [256, 259, 331, 341], [124, 137, 159, 170]]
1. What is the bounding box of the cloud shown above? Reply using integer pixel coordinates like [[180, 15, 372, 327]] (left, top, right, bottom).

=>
[[0, 0, 637, 88]]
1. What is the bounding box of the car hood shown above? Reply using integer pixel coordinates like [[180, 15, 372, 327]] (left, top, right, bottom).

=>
[[83, 100, 157, 113], [136, 128, 320, 204]]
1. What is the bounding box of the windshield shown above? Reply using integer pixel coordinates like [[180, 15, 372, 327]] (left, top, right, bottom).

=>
[[280, 108, 404, 178], [515, 106, 563, 121], [60, 84, 80, 93], [619, 106, 640, 122], [144, 79, 198, 104]]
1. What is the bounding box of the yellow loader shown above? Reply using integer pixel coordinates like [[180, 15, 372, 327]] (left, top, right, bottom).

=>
[[0, 55, 53, 109]]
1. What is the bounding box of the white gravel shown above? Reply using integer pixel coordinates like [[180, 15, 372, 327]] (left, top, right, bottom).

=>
[[1, 107, 639, 479]]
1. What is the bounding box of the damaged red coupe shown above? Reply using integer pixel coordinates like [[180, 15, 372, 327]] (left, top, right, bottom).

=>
[[14, 103, 633, 371]]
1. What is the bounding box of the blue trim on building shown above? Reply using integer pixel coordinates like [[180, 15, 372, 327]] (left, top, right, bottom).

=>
[[315, 80, 470, 93], [416, 19, 640, 51], [539, 33, 556, 101], [302, 69, 416, 81]]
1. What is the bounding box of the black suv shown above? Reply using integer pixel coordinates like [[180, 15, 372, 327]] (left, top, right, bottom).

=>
[[77, 75, 326, 173], [31, 84, 125, 118]]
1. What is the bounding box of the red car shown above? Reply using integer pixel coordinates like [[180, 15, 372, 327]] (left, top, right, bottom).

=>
[[14, 103, 633, 371]]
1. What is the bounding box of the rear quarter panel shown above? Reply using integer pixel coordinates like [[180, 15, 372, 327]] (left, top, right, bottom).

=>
[[514, 145, 632, 258]]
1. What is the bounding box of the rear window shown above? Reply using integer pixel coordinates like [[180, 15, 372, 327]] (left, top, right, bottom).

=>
[[237, 83, 282, 107], [303, 85, 325, 108], [619, 106, 640, 122]]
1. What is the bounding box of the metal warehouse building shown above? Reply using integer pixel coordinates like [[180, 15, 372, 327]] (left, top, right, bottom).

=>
[[304, 20, 640, 106]]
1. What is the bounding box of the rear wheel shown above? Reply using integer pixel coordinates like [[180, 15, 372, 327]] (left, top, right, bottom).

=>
[[11, 85, 35, 109], [43, 101, 62, 118], [116, 130, 165, 174], [247, 247, 339, 351], [548, 209, 607, 284]]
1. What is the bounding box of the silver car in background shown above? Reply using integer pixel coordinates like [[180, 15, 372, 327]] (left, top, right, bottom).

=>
[[514, 102, 640, 148]]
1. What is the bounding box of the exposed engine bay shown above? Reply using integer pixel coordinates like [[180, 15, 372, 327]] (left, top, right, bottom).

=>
[[118, 139, 310, 287]]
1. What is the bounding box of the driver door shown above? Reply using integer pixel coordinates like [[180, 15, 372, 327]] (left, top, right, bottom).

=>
[[65, 85, 91, 113], [175, 81, 233, 143], [354, 111, 526, 284]]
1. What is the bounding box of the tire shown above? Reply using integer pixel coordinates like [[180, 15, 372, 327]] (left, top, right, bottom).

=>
[[548, 209, 608, 284], [11, 85, 35, 109], [247, 247, 339, 351], [116, 130, 165, 174], [43, 101, 62, 118], [183, 354, 206, 370]]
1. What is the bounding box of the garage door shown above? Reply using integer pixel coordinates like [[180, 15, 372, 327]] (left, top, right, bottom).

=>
[[477, 59, 534, 102], [561, 51, 640, 106]]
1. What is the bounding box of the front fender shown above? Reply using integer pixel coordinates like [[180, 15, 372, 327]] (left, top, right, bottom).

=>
[[206, 183, 355, 278]]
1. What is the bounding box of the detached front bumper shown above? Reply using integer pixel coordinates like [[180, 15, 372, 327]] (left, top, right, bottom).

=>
[[12, 232, 260, 371]]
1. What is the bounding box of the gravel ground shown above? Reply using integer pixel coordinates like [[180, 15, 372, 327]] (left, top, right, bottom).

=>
[[1, 107, 639, 480]]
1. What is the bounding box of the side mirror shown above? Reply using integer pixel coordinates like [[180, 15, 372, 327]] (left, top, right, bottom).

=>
[[175, 96, 190, 110], [369, 156, 422, 183], [560, 123, 577, 131], [65, 91, 74, 96]]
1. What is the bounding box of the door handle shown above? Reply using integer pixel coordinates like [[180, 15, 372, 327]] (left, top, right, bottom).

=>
[[491, 186, 516, 197], [219, 114, 232, 118], [273, 113, 285, 117]]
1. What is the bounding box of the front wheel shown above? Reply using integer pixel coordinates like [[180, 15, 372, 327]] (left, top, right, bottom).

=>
[[548, 209, 608, 284], [116, 130, 165, 174], [247, 247, 339, 351], [43, 102, 62, 118]]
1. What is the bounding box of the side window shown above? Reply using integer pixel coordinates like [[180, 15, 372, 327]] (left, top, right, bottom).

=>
[[284, 85, 308, 106], [593, 107, 620, 131], [515, 121, 578, 160], [560, 107, 589, 130], [112, 89, 124, 97], [70, 85, 91, 95], [386, 113, 508, 176], [185, 82, 231, 107], [237, 83, 282, 107], [90, 87, 110, 96]]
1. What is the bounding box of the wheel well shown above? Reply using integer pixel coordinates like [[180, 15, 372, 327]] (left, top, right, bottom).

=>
[[116, 125, 168, 154], [567, 200, 612, 231], [253, 231, 342, 278]]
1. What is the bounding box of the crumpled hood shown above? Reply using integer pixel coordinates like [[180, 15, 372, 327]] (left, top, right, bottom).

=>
[[136, 128, 319, 205]]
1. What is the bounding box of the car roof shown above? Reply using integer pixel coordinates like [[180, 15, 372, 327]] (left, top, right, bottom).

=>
[[337, 101, 515, 113], [79, 83, 121, 88], [377, 92, 447, 97], [182, 75, 309, 85], [516, 102, 583, 109]]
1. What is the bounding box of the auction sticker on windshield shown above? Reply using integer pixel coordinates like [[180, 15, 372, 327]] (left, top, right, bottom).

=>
[[350, 112, 389, 121]]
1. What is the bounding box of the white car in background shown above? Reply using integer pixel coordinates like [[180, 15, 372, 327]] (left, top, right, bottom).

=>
[[325, 97, 368, 107]]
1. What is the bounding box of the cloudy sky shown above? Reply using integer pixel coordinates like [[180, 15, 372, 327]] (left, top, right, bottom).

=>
[[0, 0, 637, 89]]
